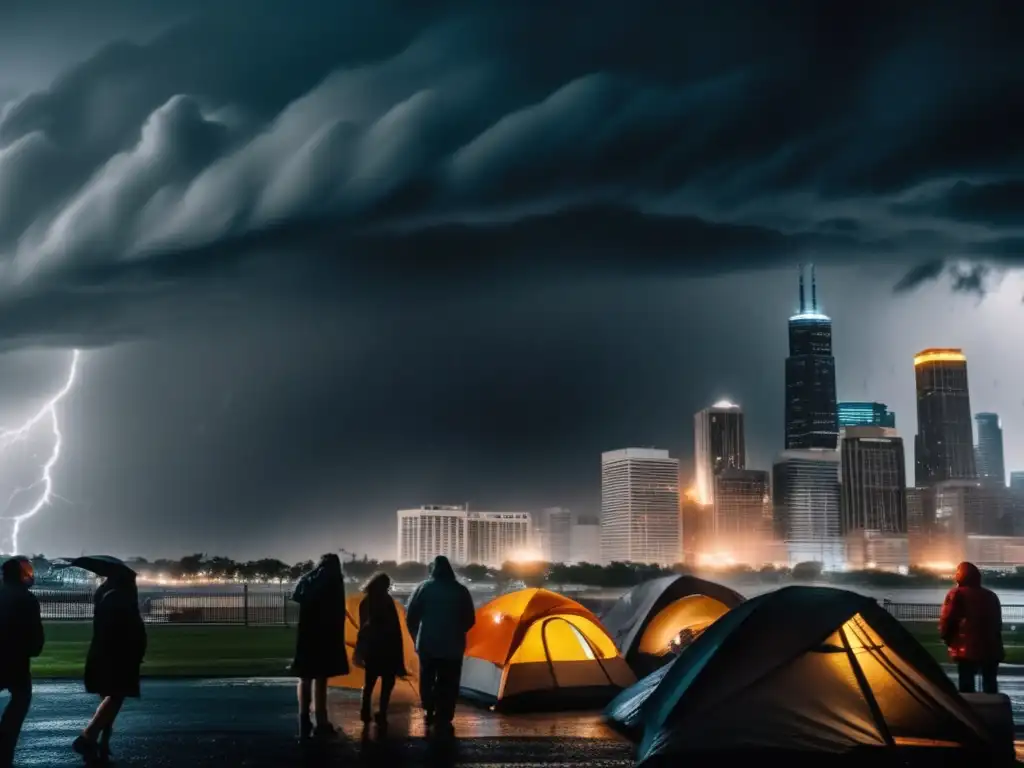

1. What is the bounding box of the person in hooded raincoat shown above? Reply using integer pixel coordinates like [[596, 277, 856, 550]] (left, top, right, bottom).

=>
[[939, 560, 1004, 693], [355, 572, 406, 730], [405, 556, 475, 737], [0, 557, 43, 768], [73, 571, 147, 764], [291, 554, 348, 738]]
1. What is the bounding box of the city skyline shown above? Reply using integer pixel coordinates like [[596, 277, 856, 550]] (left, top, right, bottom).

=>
[[0, 3, 1022, 562]]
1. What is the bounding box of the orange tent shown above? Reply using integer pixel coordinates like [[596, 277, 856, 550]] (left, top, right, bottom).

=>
[[328, 594, 420, 703], [461, 588, 635, 711]]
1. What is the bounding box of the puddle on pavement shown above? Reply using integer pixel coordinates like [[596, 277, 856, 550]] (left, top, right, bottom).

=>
[[326, 689, 621, 740]]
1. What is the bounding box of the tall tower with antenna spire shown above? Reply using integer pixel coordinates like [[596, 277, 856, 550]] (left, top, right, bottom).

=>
[[784, 263, 838, 450]]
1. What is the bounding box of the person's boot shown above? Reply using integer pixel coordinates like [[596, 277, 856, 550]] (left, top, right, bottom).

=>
[[298, 713, 313, 740], [375, 712, 388, 735], [98, 727, 113, 763], [314, 718, 337, 738], [72, 734, 99, 765]]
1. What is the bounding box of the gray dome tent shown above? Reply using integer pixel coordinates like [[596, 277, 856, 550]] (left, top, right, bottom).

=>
[[601, 575, 744, 675], [606, 586, 1007, 767]]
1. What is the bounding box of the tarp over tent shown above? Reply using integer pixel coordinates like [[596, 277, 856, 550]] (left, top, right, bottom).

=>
[[601, 575, 743, 674], [607, 586, 1007, 767], [461, 588, 635, 711], [328, 594, 420, 702]]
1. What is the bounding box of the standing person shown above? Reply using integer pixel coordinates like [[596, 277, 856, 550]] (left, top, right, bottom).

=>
[[355, 572, 406, 731], [939, 561, 1004, 694], [405, 556, 475, 738], [0, 557, 44, 768], [291, 554, 348, 739], [73, 570, 147, 764]]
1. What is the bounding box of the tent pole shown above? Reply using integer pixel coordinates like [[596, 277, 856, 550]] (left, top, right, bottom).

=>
[[839, 624, 897, 751], [540, 618, 561, 689]]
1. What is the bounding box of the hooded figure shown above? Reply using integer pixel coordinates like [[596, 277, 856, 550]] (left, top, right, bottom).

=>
[[0, 557, 43, 766], [939, 561, 1004, 694], [405, 556, 475, 736], [291, 554, 348, 738]]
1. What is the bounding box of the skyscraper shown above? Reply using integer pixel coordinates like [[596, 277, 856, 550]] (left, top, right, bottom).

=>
[[534, 507, 573, 563], [838, 402, 896, 429], [974, 413, 1006, 487], [1012, 472, 1024, 493], [601, 448, 680, 566], [693, 400, 746, 506], [785, 265, 838, 450], [712, 468, 768, 563], [840, 426, 907, 534], [914, 349, 976, 486], [772, 448, 843, 568]]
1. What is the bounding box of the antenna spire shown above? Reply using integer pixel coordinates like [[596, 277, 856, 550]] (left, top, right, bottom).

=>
[[798, 263, 805, 313], [811, 263, 818, 311]]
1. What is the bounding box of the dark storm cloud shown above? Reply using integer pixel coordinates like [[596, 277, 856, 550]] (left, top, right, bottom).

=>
[[1, 0, 1023, 342]]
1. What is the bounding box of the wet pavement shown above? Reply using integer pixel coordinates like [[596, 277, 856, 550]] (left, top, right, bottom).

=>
[[10, 675, 1024, 766], [12, 679, 634, 767]]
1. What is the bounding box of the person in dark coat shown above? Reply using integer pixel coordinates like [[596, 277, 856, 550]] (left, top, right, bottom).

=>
[[939, 561, 1004, 693], [291, 553, 348, 738], [0, 557, 44, 768], [405, 556, 475, 737], [72, 572, 147, 764], [356, 572, 406, 729]]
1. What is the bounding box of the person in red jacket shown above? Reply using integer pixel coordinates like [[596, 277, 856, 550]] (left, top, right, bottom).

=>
[[939, 561, 1004, 693]]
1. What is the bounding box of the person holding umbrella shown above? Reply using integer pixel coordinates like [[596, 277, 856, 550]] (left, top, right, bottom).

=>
[[68, 556, 147, 764], [0, 556, 44, 767]]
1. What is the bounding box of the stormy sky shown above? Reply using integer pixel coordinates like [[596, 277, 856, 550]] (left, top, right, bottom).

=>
[[0, 1, 1022, 561]]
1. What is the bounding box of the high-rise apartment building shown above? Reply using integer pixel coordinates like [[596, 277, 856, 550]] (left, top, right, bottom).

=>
[[693, 401, 746, 506], [914, 349, 976, 486], [397, 505, 467, 564], [569, 515, 601, 564], [466, 512, 533, 566], [772, 448, 843, 568], [785, 265, 839, 450], [534, 507, 573, 563], [601, 448, 680, 566], [712, 468, 768, 563], [840, 426, 907, 534], [838, 402, 896, 429], [975, 413, 1006, 488], [396, 506, 532, 567]]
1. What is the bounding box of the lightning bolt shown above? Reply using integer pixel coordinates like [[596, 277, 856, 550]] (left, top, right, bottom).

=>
[[0, 349, 82, 554]]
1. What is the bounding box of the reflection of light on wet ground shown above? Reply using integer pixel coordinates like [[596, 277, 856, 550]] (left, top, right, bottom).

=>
[[326, 689, 623, 740]]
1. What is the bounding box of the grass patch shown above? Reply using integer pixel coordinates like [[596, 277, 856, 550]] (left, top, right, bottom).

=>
[[33, 621, 1024, 679], [902, 622, 1024, 665], [36, 623, 297, 678]]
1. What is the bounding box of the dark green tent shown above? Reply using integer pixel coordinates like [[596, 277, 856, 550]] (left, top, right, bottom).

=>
[[601, 575, 743, 676], [605, 586, 1008, 766]]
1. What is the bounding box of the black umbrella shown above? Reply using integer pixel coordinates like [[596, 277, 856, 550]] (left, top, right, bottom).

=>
[[66, 555, 136, 580]]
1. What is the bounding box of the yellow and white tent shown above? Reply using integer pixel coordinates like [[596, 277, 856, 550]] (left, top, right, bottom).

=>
[[460, 588, 635, 711]]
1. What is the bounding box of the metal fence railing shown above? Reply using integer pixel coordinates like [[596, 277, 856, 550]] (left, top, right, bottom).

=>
[[882, 602, 1024, 625], [33, 586, 297, 626], [30, 588, 1024, 629]]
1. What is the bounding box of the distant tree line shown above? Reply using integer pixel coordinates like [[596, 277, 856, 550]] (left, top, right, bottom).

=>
[[25, 552, 1024, 590]]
